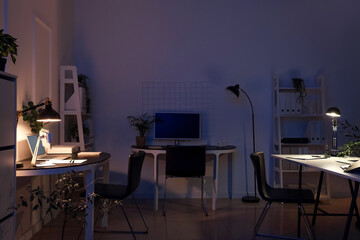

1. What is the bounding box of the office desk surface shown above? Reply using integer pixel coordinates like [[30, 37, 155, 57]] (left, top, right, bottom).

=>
[[16, 152, 110, 177], [272, 154, 360, 182]]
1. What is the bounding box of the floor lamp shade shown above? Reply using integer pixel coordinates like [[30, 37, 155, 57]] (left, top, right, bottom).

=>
[[226, 84, 259, 203]]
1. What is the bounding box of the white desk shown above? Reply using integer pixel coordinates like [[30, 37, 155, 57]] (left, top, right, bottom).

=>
[[272, 154, 360, 240], [132, 145, 236, 211], [16, 152, 110, 240]]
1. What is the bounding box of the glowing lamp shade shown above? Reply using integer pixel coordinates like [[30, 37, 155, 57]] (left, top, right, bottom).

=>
[[326, 107, 341, 118], [37, 100, 61, 122]]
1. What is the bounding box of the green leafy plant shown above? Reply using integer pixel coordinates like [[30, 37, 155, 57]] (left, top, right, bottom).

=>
[[0, 29, 18, 64], [17, 171, 98, 240], [78, 74, 91, 113], [337, 120, 360, 157], [22, 101, 44, 134], [337, 141, 360, 157], [127, 113, 156, 136], [292, 78, 307, 106], [70, 124, 90, 140]]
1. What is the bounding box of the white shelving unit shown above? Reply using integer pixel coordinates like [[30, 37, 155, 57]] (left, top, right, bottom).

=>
[[272, 76, 330, 200], [59, 66, 93, 151]]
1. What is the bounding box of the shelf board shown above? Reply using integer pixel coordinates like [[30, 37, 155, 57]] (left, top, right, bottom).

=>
[[62, 110, 78, 115], [276, 114, 324, 118], [277, 87, 322, 92], [280, 143, 326, 147]]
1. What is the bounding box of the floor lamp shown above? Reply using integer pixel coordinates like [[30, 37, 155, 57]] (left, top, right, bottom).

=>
[[226, 84, 260, 203]]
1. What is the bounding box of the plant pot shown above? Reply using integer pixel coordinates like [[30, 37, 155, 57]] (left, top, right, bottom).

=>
[[136, 136, 146, 148], [0, 57, 6, 71]]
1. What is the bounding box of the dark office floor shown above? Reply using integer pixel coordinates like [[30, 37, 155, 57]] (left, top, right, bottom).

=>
[[30, 198, 360, 240]]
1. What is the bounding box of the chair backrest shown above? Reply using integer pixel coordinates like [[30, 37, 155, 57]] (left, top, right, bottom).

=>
[[165, 145, 206, 177], [250, 152, 272, 202], [126, 151, 146, 195]]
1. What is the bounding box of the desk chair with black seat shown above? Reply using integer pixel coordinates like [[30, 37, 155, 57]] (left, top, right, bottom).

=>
[[94, 151, 148, 240], [163, 145, 208, 216], [250, 152, 316, 240]]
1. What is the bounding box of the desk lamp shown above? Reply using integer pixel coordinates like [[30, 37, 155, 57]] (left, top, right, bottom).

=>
[[17, 98, 61, 166], [326, 107, 341, 156], [226, 84, 259, 203]]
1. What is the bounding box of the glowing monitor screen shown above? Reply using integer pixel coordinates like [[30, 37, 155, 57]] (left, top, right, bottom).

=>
[[154, 112, 201, 140]]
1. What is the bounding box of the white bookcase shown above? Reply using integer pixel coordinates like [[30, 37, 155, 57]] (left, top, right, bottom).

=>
[[272, 76, 330, 200], [59, 66, 93, 151]]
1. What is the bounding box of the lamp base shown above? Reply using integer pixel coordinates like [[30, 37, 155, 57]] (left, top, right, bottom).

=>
[[242, 195, 260, 203]]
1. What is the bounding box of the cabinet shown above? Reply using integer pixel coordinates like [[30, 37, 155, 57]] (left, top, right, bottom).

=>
[[273, 76, 330, 200], [59, 66, 93, 151], [0, 72, 16, 239]]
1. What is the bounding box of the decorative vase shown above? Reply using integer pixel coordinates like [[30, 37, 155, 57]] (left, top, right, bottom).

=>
[[136, 136, 146, 148], [0, 58, 6, 71]]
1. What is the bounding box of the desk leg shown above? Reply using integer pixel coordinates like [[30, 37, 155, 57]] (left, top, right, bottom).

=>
[[212, 154, 220, 211], [297, 165, 303, 239], [154, 153, 159, 211], [228, 153, 233, 199], [344, 181, 359, 240], [85, 168, 95, 240], [348, 180, 360, 222], [312, 171, 324, 226], [101, 160, 110, 228]]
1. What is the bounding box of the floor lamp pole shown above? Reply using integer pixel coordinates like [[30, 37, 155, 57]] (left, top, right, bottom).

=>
[[239, 89, 260, 203]]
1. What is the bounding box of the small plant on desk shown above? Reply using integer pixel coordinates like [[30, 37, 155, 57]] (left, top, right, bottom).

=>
[[127, 113, 156, 147], [338, 120, 360, 157]]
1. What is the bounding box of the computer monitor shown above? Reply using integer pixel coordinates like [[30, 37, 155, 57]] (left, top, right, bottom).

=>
[[154, 112, 201, 141]]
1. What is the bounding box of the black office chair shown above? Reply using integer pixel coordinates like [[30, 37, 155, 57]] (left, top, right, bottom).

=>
[[94, 151, 148, 240], [250, 152, 316, 240], [163, 145, 208, 216]]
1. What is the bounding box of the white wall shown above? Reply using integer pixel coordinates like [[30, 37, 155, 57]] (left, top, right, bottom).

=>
[[6, 0, 74, 239], [73, 1, 360, 198]]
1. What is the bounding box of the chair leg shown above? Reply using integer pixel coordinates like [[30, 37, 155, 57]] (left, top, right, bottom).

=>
[[254, 201, 271, 238], [299, 203, 317, 240], [201, 176, 204, 206], [132, 194, 149, 233], [202, 176, 208, 216], [120, 201, 136, 240], [163, 177, 167, 216], [297, 203, 301, 238]]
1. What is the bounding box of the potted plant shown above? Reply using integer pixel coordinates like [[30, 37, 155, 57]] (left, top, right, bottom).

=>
[[0, 29, 18, 71], [78, 74, 91, 113], [127, 113, 156, 147], [337, 120, 360, 157], [70, 124, 90, 142]]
